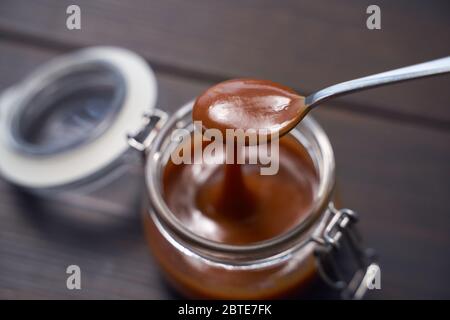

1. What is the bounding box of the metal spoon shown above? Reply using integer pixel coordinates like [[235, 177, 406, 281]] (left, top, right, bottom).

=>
[[305, 56, 450, 110], [192, 57, 450, 138]]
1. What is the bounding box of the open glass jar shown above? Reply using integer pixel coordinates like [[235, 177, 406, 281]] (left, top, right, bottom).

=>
[[143, 101, 378, 299], [0, 47, 378, 299]]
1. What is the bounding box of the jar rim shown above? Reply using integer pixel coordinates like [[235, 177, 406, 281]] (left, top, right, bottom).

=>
[[145, 101, 335, 258]]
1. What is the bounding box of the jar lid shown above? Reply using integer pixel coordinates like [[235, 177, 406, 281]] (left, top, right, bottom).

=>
[[0, 47, 157, 189]]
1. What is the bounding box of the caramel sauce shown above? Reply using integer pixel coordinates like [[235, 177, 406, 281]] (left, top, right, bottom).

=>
[[175, 79, 314, 245], [192, 78, 307, 136], [163, 134, 318, 244], [146, 78, 321, 298]]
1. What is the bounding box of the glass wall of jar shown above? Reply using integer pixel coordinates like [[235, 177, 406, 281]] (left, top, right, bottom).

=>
[[143, 102, 378, 299]]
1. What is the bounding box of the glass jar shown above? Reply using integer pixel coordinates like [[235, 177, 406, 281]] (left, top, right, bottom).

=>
[[143, 101, 379, 299], [0, 47, 378, 299]]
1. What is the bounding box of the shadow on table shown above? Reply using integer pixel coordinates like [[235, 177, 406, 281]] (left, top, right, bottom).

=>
[[9, 182, 145, 253]]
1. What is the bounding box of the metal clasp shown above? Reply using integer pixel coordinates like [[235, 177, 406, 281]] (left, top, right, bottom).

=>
[[127, 108, 168, 152], [323, 204, 358, 248], [314, 203, 379, 300]]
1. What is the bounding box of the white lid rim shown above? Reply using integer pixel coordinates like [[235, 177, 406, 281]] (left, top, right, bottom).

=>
[[0, 47, 157, 189]]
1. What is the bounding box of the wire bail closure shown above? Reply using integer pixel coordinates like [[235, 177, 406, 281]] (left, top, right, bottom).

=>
[[127, 108, 168, 152], [313, 203, 379, 299]]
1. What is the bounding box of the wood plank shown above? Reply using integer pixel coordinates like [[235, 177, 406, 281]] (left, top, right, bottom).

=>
[[0, 0, 449, 127], [0, 41, 449, 299]]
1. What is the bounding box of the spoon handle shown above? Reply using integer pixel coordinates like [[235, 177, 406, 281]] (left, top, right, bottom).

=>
[[305, 56, 450, 108]]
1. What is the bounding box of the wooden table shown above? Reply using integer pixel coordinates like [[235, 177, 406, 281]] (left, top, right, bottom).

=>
[[0, 0, 449, 299]]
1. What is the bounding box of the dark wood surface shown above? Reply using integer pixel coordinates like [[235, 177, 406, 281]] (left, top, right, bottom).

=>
[[0, 1, 449, 299]]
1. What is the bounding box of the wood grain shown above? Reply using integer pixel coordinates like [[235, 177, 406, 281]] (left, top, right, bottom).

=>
[[0, 41, 449, 299], [0, 0, 449, 127]]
